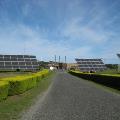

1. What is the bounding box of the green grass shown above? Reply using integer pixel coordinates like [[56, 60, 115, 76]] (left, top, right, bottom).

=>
[[0, 72, 31, 79], [72, 69, 120, 77], [0, 72, 55, 120], [96, 69, 120, 75]]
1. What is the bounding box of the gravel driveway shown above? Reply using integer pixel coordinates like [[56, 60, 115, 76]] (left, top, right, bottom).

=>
[[21, 72, 120, 120]]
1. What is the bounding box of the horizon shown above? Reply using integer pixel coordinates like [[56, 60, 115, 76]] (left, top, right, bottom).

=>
[[0, 0, 120, 64]]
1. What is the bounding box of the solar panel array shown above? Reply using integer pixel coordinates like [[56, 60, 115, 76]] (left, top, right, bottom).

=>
[[117, 54, 120, 58], [117, 54, 120, 72], [75, 58, 106, 72], [0, 55, 39, 71]]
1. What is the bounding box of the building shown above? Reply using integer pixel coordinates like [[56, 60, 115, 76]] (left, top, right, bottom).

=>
[[75, 58, 106, 72], [0, 54, 39, 71], [67, 63, 77, 70]]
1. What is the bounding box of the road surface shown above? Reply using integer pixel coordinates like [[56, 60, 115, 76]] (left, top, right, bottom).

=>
[[22, 72, 120, 120]]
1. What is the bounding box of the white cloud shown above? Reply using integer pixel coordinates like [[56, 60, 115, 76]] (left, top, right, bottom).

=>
[[0, 0, 120, 63], [98, 41, 120, 64], [61, 18, 112, 44], [22, 3, 31, 16], [0, 24, 94, 62], [0, 22, 119, 63]]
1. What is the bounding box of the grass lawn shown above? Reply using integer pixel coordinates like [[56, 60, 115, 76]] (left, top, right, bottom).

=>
[[0, 72, 55, 120], [96, 69, 120, 75], [0, 72, 31, 79]]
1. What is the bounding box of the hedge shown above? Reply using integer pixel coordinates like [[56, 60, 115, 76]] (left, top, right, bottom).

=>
[[33, 69, 50, 82], [0, 69, 50, 97], [0, 81, 9, 101], [7, 76, 37, 95], [69, 71, 120, 90]]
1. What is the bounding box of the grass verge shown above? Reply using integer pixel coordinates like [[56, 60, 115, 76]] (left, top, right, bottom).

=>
[[0, 72, 55, 120]]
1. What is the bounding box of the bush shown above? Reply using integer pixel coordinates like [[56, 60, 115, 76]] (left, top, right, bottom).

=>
[[0, 81, 9, 101], [27, 76, 37, 90], [69, 70, 120, 90], [0, 69, 50, 96], [7, 76, 37, 95], [33, 69, 50, 82]]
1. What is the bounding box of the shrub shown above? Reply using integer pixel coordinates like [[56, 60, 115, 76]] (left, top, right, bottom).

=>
[[69, 70, 120, 90], [3, 76, 37, 95], [26, 76, 36, 90], [33, 69, 49, 82], [0, 81, 9, 101], [0, 69, 50, 97]]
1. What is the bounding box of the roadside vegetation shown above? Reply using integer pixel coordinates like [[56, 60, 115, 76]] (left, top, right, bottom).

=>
[[0, 72, 31, 79], [96, 69, 120, 75], [69, 70, 120, 90], [0, 70, 55, 120]]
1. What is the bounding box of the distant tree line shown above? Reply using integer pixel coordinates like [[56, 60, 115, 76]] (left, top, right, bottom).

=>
[[105, 64, 118, 69]]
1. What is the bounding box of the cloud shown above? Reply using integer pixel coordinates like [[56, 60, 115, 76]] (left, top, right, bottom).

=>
[[22, 3, 31, 16], [61, 17, 113, 44], [0, 0, 120, 63], [0, 23, 94, 62]]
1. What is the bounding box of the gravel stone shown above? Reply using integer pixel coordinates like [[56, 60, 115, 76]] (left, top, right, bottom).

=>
[[21, 72, 120, 120]]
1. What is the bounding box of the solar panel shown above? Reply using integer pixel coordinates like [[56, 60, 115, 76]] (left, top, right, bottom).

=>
[[26, 66, 33, 69], [33, 66, 39, 68], [4, 58, 11, 61], [24, 55, 30, 58], [11, 62, 19, 65], [75, 58, 106, 72], [26, 62, 32, 65], [11, 55, 18, 58], [19, 62, 26, 65], [0, 55, 4, 58], [5, 62, 12, 65], [0, 58, 4, 61], [0, 62, 4, 65], [17, 58, 24, 61], [13, 66, 20, 69], [25, 59, 31, 61], [17, 55, 24, 58], [4, 55, 11, 58], [19, 66, 26, 68], [32, 62, 38, 65], [5, 66, 12, 69], [0, 66, 4, 68], [11, 58, 18, 61], [0, 54, 39, 71], [30, 56, 36, 58], [31, 59, 37, 61], [117, 54, 120, 58]]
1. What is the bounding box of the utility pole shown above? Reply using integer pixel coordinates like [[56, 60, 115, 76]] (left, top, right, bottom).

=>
[[55, 55, 56, 63], [65, 56, 66, 63], [59, 56, 60, 63], [23, 42, 26, 55]]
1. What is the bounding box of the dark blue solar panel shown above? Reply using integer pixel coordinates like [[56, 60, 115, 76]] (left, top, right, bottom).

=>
[[75, 58, 106, 72], [0, 54, 39, 71]]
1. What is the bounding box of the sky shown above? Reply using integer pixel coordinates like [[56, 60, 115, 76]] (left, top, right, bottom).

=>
[[0, 0, 120, 63]]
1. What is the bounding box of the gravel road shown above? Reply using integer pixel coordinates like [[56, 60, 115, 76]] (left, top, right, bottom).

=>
[[22, 72, 120, 120]]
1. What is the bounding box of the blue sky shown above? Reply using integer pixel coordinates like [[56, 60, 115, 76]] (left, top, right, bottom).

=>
[[0, 0, 120, 63]]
